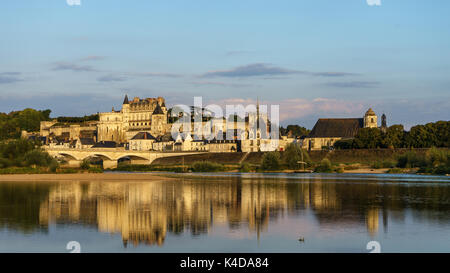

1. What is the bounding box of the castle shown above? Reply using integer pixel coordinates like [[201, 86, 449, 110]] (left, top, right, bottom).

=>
[[39, 95, 291, 153], [97, 95, 169, 143], [38, 95, 385, 152]]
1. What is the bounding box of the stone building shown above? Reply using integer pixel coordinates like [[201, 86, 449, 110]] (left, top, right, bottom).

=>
[[40, 120, 97, 146], [97, 95, 169, 143], [302, 108, 385, 151], [129, 132, 156, 151]]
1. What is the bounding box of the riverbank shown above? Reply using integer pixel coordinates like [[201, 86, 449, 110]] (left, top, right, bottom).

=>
[[0, 172, 176, 182]]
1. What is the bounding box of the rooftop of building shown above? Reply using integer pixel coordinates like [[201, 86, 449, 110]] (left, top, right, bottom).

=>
[[308, 118, 364, 138], [131, 132, 156, 140]]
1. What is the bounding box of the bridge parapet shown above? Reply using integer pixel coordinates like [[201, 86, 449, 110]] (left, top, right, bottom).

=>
[[44, 146, 207, 169]]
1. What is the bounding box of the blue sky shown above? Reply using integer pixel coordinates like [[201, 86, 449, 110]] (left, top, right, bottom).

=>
[[0, 0, 449, 129]]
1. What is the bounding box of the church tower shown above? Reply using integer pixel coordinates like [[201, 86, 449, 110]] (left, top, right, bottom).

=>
[[363, 108, 378, 128], [381, 113, 387, 133]]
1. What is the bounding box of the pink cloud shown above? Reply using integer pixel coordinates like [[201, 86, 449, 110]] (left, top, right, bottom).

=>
[[208, 97, 365, 122]]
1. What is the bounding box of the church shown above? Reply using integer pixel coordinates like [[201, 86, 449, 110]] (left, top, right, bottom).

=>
[[301, 108, 387, 151]]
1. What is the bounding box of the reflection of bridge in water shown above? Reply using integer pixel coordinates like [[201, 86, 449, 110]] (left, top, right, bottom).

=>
[[44, 147, 205, 168]]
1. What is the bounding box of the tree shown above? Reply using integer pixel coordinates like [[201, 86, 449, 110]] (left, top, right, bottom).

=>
[[280, 125, 310, 138], [382, 125, 405, 148], [314, 158, 333, 173], [283, 143, 310, 169], [261, 152, 281, 171], [0, 108, 52, 140], [23, 149, 53, 167], [354, 128, 382, 149], [333, 139, 355, 149]]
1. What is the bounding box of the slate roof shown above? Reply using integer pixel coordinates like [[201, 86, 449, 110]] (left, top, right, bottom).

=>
[[78, 138, 95, 145], [308, 118, 363, 138], [92, 141, 117, 148], [123, 94, 129, 104], [156, 133, 174, 142], [131, 132, 156, 140], [152, 103, 164, 115]]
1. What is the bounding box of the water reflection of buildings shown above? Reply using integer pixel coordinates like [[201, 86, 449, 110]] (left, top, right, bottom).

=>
[[38, 178, 384, 247]]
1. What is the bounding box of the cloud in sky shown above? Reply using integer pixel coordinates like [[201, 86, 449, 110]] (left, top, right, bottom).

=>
[[0, 72, 23, 84], [325, 81, 380, 88], [201, 63, 299, 78], [201, 63, 359, 79], [312, 72, 360, 77], [80, 56, 106, 62], [189, 81, 253, 88], [52, 62, 97, 72], [129, 72, 182, 78], [97, 74, 127, 82], [209, 97, 365, 127]]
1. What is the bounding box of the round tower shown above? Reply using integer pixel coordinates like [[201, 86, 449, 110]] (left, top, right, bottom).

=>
[[364, 108, 378, 128]]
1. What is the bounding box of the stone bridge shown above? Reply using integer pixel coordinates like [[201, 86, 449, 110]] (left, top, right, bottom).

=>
[[44, 147, 206, 169]]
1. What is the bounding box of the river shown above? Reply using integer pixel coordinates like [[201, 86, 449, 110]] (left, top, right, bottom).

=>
[[0, 173, 449, 253]]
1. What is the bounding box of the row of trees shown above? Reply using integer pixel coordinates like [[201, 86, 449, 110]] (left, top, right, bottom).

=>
[[56, 114, 99, 123], [279, 125, 310, 138], [0, 139, 58, 171], [0, 109, 51, 140], [334, 121, 449, 149]]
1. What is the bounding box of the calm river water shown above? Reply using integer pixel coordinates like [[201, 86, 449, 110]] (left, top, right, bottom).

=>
[[0, 173, 449, 253]]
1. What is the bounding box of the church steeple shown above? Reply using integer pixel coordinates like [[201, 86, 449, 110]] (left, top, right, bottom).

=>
[[256, 97, 260, 130], [123, 94, 129, 105]]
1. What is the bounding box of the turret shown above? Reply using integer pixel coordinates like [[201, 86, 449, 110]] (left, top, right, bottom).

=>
[[364, 108, 378, 128]]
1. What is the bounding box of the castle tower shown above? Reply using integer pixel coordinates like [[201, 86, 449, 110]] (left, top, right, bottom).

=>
[[122, 94, 130, 133], [151, 103, 167, 136], [122, 94, 130, 112], [364, 108, 378, 128]]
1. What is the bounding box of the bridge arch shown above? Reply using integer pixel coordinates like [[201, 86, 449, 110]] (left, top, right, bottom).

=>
[[117, 155, 149, 161], [57, 153, 79, 161], [117, 155, 151, 165], [81, 154, 113, 161]]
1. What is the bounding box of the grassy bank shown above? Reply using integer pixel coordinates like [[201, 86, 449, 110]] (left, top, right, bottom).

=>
[[148, 148, 449, 175], [0, 166, 103, 174]]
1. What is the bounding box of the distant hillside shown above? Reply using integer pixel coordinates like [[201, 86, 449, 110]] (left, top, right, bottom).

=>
[[0, 108, 51, 140]]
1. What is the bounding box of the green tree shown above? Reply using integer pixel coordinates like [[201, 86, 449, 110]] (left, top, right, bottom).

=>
[[23, 149, 53, 167], [280, 125, 310, 138], [314, 158, 333, 173], [382, 124, 405, 148], [0, 108, 51, 140], [333, 139, 355, 149], [261, 152, 281, 171], [354, 128, 382, 149], [283, 143, 310, 169]]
